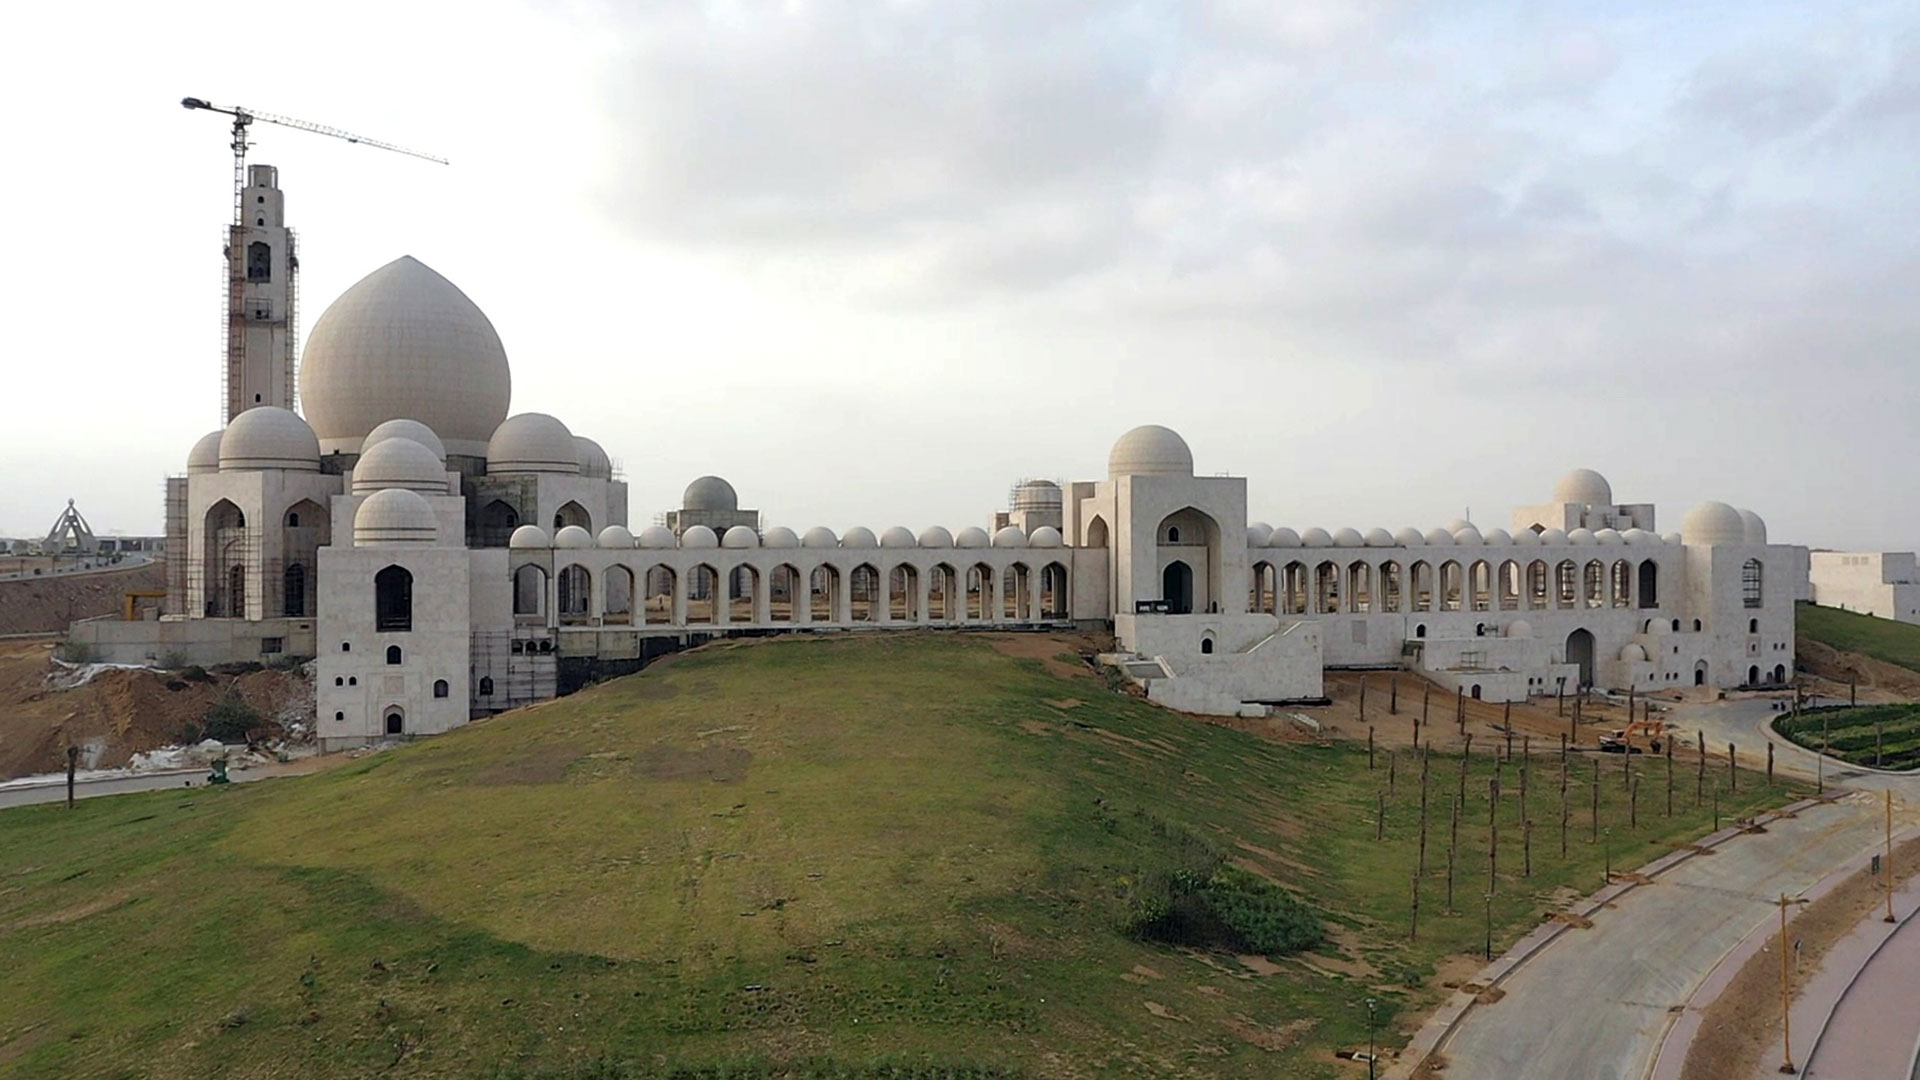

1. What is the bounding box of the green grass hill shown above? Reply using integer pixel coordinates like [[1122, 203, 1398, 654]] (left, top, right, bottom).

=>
[[0, 634, 1798, 1079], [1797, 600, 1920, 674]]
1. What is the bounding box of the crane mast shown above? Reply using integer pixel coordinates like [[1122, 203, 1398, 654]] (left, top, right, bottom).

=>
[[180, 96, 446, 423]]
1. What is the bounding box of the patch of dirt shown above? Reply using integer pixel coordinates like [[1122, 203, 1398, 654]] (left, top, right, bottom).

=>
[[1017, 719, 1056, 736], [1143, 1001, 1189, 1022], [1223, 1015, 1314, 1052], [0, 561, 165, 635], [1548, 911, 1594, 929], [984, 632, 1108, 681], [633, 744, 752, 783], [470, 744, 583, 785], [1043, 698, 1083, 709], [1797, 637, 1920, 699], [1235, 954, 1284, 976], [6, 890, 130, 931], [0, 638, 311, 780], [1680, 833, 1920, 1080]]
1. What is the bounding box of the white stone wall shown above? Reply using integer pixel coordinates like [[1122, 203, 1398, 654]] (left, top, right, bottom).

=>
[[1116, 613, 1323, 711], [315, 542, 473, 750], [1810, 551, 1920, 623]]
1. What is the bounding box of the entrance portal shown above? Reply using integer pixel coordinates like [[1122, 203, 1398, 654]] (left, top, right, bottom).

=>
[[1566, 628, 1596, 688], [1163, 561, 1194, 615], [385, 713, 404, 736]]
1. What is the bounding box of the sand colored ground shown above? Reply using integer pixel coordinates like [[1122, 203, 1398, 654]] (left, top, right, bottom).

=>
[[0, 561, 165, 636]]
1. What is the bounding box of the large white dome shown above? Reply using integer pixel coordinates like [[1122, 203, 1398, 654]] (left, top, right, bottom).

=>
[[219, 406, 320, 472], [351, 436, 447, 494], [362, 418, 446, 461], [683, 476, 738, 512], [299, 256, 511, 457], [1554, 468, 1612, 507], [487, 413, 580, 474], [1683, 501, 1747, 547], [187, 430, 225, 475], [1108, 425, 1194, 477]]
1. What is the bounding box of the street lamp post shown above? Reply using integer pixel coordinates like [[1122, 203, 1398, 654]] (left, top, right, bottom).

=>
[[1365, 997, 1378, 1080]]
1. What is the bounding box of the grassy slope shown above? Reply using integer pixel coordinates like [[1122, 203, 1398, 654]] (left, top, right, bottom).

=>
[[1797, 601, 1920, 673], [0, 634, 1801, 1079]]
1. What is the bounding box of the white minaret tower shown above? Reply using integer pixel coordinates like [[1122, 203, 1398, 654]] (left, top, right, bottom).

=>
[[225, 164, 296, 421]]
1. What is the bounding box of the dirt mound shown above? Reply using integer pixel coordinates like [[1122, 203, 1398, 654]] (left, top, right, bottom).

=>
[[0, 561, 166, 636], [0, 638, 311, 779], [1797, 637, 1920, 699]]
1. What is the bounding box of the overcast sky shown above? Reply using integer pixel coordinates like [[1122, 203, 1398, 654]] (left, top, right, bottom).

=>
[[1, 1, 1914, 548]]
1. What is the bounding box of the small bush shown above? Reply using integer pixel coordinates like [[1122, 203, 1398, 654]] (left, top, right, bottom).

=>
[[181, 665, 213, 683], [1132, 864, 1324, 957], [203, 697, 266, 743], [54, 641, 94, 664]]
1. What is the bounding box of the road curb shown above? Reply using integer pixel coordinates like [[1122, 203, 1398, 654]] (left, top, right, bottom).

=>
[[1383, 792, 1839, 1080]]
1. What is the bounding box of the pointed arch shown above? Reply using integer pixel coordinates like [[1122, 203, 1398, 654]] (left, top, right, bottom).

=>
[[375, 565, 413, 632], [1439, 560, 1463, 612], [811, 564, 842, 622], [1410, 561, 1433, 612], [1469, 559, 1491, 612], [889, 563, 920, 621], [1085, 515, 1109, 548], [1347, 561, 1373, 614], [769, 563, 800, 623], [644, 565, 675, 625], [1380, 560, 1403, 613], [850, 563, 881, 622], [557, 564, 592, 622], [513, 563, 548, 618], [604, 565, 634, 623], [477, 499, 520, 547], [1003, 562, 1032, 620], [1497, 560, 1519, 611], [1041, 561, 1069, 619], [930, 562, 958, 621]]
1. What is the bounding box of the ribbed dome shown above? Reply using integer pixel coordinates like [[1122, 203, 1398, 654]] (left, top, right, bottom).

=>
[[638, 525, 677, 549], [575, 437, 611, 479], [362, 418, 446, 461], [353, 488, 437, 545], [351, 437, 446, 495], [1108, 424, 1194, 477], [1540, 528, 1568, 544], [917, 526, 954, 549], [488, 413, 579, 474], [992, 526, 1028, 548], [763, 526, 799, 549], [722, 525, 760, 548], [220, 406, 320, 472], [508, 524, 550, 548], [597, 525, 634, 548], [1451, 526, 1482, 546], [1683, 502, 1747, 547], [1029, 526, 1063, 548], [681, 525, 719, 549], [955, 526, 991, 549], [299, 256, 511, 457], [1622, 528, 1654, 546], [683, 475, 738, 512], [1594, 528, 1624, 546], [1554, 468, 1612, 507], [1333, 528, 1365, 548], [187, 430, 225, 475], [1511, 529, 1539, 546], [880, 527, 917, 549], [553, 525, 594, 549], [1014, 480, 1063, 511]]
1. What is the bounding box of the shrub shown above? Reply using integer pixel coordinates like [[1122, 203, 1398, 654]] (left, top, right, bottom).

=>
[[1131, 864, 1324, 957], [54, 641, 94, 664], [181, 665, 213, 683], [203, 696, 266, 743]]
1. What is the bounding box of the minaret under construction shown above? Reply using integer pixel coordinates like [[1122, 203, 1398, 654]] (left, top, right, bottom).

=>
[[224, 164, 296, 421]]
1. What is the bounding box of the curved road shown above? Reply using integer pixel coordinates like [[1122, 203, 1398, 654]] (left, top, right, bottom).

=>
[[1799, 886, 1920, 1078]]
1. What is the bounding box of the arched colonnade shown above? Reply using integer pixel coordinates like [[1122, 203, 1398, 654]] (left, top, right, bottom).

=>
[[1248, 554, 1676, 617]]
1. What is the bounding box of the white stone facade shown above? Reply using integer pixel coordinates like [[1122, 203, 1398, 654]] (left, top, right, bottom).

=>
[[1809, 551, 1920, 624]]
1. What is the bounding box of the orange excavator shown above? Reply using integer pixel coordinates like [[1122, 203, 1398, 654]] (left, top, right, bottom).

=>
[[1599, 718, 1670, 754]]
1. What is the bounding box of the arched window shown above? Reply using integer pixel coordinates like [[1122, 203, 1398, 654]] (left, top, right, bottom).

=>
[[1167, 526, 1181, 543], [283, 564, 306, 617], [433, 679, 449, 698], [1693, 619, 1702, 632], [478, 676, 494, 696], [1742, 559, 1763, 608], [386, 645, 402, 665], [1748, 618, 1759, 634], [285, 510, 300, 527], [1200, 637, 1214, 655], [247, 240, 271, 282], [1415, 624, 1427, 639], [375, 565, 413, 632], [334, 711, 344, 721]]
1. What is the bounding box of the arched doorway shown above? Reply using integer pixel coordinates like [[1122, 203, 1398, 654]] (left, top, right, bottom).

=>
[[1694, 661, 1707, 686], [384, 710, 404, 736], [1566, 628, 1596, 688], [1163, 561, 1193, 615], [1773, 663, 1786, 684], [1748, 665, 1760, 686]]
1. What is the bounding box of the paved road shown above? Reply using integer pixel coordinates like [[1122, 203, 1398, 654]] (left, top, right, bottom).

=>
[[1800, 884, 1920, 1078], [0, 765, 268, 810], [1668, 694, 1905, 791], [1439, 791, 1901, 1080]]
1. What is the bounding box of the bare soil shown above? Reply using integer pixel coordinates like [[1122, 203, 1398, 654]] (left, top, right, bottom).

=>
[[1679, 833, 1920, 1080], [633, 744, 753, 783], [1797, 637, 1920, 700], [0, 561, 165, 635], [0, 638, 309, 779]]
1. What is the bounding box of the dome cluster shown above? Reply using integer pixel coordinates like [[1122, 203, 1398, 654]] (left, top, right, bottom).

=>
[[1247, 521, 1681, 549], [503, 522, 1066, 551]]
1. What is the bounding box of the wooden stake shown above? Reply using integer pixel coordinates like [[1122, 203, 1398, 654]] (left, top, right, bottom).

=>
[[1368, 725, 1375, 770], [1418, 774, 1429, 878], [1767, 741, 1774, 785], [1728, 742, 1737, 792], [65, 745, 79, 810], [1377, 790, 1386, 841], [1666, 735, 1674, 818], [1410, 868, 1420, 942], [1488, 777, 1499, 893], [1591, 758, 1600, 842], [1360, 677, 1368, 722], [1630, 776, 1639, 831], [1887, 791, 1897, 924], [1778, 893, 1797, 1074], [1697, 730, 1706, 806], [1388, 749, 1397, 795], [1457, 687, 1466, 735], [1524, 819, 1532, 878], [1446, 796, 1457, 913], [1390, 674, 1398, 715]]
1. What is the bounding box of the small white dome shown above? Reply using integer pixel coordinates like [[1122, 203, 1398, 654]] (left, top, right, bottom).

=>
[[1661, 532, 1683, 545], [1424, 527, 1454, 546], [880, 526, 917, 549], [1505, 620, 1533, 639], [1554, 468, 1613, 507], [1334, 528, 1365, 548], [219, 406, 320, 471], [1738, 509, 1767, 545], [1395, 527, 1427, 547], [841, 526, 878, 549], [1483, 528, 1512, 546], [508, 524, 550, 548], [1301, 527, 1334, 548], [763, 526, 799, 549], [1647, 619, 1670, 636], [1539, 528, 1569, 545], [1108, 424, 1194, 477], [487, 413, 580, 474], [351, 436, 447, 494], [638, 525, 678, 549], [993, 526, 1028, 548], [1594, 528, 1624, 546], [1622, 528, 1654, 546], [917, 526, 954, 548], [299, 256, 511, 457], [597, 525, 634, 548], [1452, 526, 1483, 546], [1029, 526, 1063, 548], [955, 526, 991, 549], [1365, 528, 1396, 547], [802, 527, 839, 549], [722, 525, 760, 548], [1445, 518, 1473, 532], [1511, 529, 1540, 546], [1247, 522, 1274, 548], [575, 436, 612, 479], [1568, 528, 1596, 545], [681, 525, 719, 549], [363, 418, 446, 461], [353, 488, 438, 545], [683, 475, 738, 512], [1270, 527, 1302, 548], [1682, 502, 1746, 547], [553, 525, 594, 549], [1620, 644, 1648, 663], [187, 430, 225, 475]]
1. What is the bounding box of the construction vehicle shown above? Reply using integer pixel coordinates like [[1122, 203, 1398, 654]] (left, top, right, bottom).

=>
[[1598, 718, 1669, 754]]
